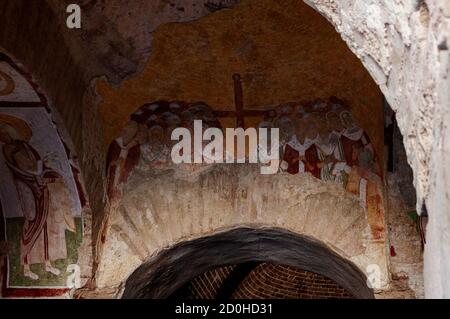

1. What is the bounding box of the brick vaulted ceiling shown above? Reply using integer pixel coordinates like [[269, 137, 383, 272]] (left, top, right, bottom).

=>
[[122, 228, 374, 299], [173, 263, 353, 299]]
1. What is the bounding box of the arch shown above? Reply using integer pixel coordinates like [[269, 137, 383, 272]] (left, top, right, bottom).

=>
[[303, 0, 442, 198], [0, 52, 91, 297], [89, 0, 448, 298], [122, 227, 374, 299], [303, 0, 450, 298], [95, 164, 389, 290], [96, 2, 392, 287], [94, 0, 447, 298]]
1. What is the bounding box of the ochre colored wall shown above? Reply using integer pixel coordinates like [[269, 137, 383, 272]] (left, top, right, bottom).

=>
[[97, 0, 383, 164]]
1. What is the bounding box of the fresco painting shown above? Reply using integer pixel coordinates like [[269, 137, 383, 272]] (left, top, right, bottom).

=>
[[106, 96, 385, 243], [0, 55, 84, 295], [106, 101, 222, 202], [0, 57, 41, 103]]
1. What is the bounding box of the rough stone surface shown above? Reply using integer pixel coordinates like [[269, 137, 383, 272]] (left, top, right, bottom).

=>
[[46, 0, 241, 84], [303, 0, 450, 299], [386, 173, 424, 298], [96, 165, 389, 294]]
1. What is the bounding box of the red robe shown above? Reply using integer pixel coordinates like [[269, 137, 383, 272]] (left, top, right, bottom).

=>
[[341, 131, 371, 167], [106, 140, 141, 200], [3, 141, 55, 263], [341, 131, 382, 178], [282, 143, 321, 179], [304, 144, 321, 179], [283, 144, 300, 175]]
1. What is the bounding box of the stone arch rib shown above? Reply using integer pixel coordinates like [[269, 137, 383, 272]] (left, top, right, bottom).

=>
[[122, 227, 374, 299]]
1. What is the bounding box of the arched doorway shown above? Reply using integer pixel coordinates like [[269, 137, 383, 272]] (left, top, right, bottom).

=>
[[123, 228, 374, 299]]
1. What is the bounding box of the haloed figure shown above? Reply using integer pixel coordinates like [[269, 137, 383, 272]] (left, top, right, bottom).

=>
[[0, 115, 75, 280]]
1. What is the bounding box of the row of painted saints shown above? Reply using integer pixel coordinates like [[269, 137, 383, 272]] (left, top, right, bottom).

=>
[[0, 54, 83, 294], [107, 96, 385, 241], [1, 57, 385, 292]]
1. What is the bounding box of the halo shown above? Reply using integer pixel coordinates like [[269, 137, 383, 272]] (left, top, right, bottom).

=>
[[0, 69, 15, 96], [0, 114, 32, 143], [325, 110, 339, 121]]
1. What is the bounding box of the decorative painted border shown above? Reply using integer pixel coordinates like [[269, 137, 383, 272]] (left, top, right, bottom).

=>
[[0, 53, 46, 108]]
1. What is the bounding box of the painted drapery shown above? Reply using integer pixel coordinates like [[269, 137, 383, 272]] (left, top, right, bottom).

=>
[[0, 53, 85, 296], [106, 97, 385, 243]]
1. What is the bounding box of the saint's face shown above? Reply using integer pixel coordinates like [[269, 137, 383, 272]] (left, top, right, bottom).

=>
[[7, 137, 39, 172], [326, 111, 344, 133], [135, 124, 149, 144], [303, 115, 320, 141], [315, 115, 331, 141], [341, 111, 357, 129], [294, 117, 308, 144], [274, 116, 294, 145]]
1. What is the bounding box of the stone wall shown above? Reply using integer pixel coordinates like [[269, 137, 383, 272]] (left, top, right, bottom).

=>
[[385, 172, 424, 298], [95, 164, 389, 294], [383, 119, 424, 298], [303, 0, 450, 297]]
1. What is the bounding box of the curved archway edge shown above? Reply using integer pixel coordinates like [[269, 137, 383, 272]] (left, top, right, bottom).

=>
[[303, 1, 450, 297], [122, 227, 374, 299], [90, 0, 448, 297]]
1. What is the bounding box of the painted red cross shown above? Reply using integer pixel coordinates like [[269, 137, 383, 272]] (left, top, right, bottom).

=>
[[213, 74, 274, 128]]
